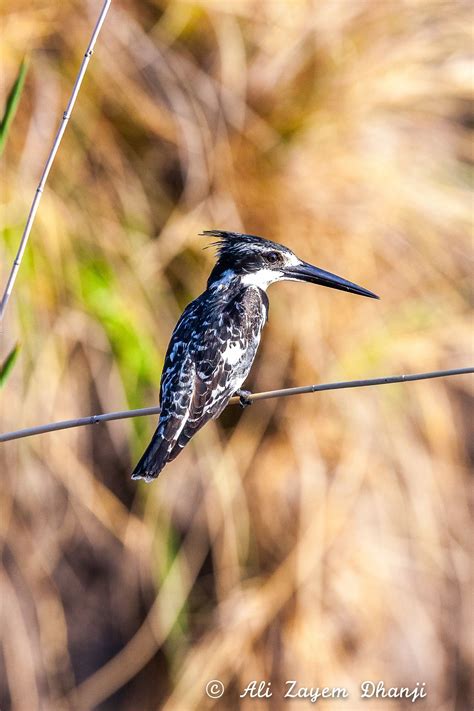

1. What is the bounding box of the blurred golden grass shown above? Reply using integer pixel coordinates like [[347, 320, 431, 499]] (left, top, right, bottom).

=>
[[1, 0, 473, 709]]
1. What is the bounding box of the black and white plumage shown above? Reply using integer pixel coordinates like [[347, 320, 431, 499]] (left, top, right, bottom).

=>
[[132, 231, 378, 481]]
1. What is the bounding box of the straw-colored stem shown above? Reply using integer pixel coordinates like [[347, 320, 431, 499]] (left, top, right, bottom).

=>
[[0, 0, 112, 321], [1, 367, 472, 443]]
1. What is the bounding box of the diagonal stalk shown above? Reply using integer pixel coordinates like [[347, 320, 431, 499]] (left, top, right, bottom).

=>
[[0, 367, 472, 443], [0, 0, 112, 321]]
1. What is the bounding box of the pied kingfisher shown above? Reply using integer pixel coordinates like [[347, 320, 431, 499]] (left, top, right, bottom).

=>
[[132, 231, 378, 481]]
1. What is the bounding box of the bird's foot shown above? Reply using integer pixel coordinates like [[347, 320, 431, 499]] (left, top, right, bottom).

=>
[[235, 389, 253, 409]]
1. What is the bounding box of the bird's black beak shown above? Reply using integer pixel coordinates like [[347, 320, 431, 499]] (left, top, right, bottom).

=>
[[283, 261, 379, 299]]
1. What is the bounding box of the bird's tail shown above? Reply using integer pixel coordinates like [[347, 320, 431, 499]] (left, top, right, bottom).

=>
[[131, 428, 172, 482]]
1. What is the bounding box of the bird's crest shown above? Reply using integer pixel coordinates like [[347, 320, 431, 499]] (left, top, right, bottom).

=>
[[201, 230, 296, 286], [201, 230, 286, 258]]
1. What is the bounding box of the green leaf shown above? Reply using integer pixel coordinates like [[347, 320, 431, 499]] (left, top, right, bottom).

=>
[[0, 58, 28, 156], [0, 344, 20, 387]]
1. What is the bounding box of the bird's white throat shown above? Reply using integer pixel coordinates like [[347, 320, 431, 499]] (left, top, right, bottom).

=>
[[240, 268, 284, 290], [211, 267, 283, 290]]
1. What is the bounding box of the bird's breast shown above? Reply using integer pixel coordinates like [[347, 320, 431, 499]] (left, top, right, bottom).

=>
[[221, 339, 246, 366], [241, 285, 269, 324], [215, 286, 267, 380]]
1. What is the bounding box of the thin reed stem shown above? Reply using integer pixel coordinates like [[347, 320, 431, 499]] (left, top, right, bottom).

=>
[[0, 0, 112, 321], [1, 367, 472, 443]]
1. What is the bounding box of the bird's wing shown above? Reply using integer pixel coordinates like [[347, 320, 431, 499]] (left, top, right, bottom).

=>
[[166, 355, 235, 462], [134, 286, 266, 478], [165, 293, 262, 461]]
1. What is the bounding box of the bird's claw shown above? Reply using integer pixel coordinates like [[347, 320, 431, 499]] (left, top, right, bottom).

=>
[[236, 389, 253, 409]]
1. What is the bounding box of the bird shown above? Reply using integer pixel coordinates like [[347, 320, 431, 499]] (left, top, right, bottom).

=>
[[131, 230, 378, 481]]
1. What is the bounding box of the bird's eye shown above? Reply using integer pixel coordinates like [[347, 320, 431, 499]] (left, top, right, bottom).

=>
[[267, 251, 280, 264]]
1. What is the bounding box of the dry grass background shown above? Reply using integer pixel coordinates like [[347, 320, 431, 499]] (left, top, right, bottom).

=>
[[1, 1, 473, 709]]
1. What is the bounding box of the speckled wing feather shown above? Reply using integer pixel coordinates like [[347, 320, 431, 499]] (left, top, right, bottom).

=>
[[131, 284, 267, 480]]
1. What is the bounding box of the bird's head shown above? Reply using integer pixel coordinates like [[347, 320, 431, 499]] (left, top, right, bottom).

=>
[[202, 230, 378, 299]]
